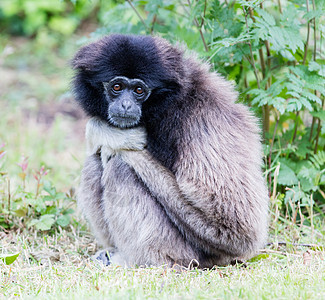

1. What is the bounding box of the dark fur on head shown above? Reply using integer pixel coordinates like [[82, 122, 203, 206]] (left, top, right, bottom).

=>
[[72, 34, 188, 168], [72, 35, 180, 122]]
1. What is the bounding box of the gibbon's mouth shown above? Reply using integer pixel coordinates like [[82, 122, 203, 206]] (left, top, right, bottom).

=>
[[108, 114, 140, 129]]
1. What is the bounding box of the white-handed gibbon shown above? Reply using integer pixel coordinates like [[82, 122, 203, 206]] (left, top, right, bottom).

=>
[[71, 34, 269, 268]]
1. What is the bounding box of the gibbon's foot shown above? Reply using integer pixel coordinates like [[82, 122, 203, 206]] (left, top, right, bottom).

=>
[[230, 259, 247, 268], [93, 250, 111, 266]]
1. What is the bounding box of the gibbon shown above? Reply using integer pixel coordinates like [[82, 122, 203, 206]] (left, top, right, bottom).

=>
[[71, 34, 269, 268]]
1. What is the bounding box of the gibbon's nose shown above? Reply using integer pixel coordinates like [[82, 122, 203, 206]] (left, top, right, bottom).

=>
[[121, 100, 132, 112]]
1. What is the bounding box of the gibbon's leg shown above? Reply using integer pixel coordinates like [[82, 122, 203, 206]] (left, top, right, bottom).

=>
[[78, 154, 115, 252], [120, 150, 267, 265], [99, 156, 200, 268]]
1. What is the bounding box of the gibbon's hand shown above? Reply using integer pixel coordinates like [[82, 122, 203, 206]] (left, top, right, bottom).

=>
[[85, 117, 147, 165]]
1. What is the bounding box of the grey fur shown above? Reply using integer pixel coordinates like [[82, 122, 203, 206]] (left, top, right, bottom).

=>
[[77, 36, 269, 268]]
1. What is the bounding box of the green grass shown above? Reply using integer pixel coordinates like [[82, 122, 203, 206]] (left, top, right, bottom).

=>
[[1, 231, 325, 299], [0, 35, 84, 191], [0, 105, 84, 191]]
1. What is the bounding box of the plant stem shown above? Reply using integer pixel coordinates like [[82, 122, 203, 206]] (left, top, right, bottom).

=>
[[259, 48, 266, 77], [265, 41, 271, 68], [277, 0, 283, 14], [258, 45, 269, 135], [268, 114, 279, 193], [309, 117, 316, 142], [314, 114, 322, 154], [260, 2, 271, 70], [310, 194, 314, 241], [258, 2, 271, 137], [151, 14, 157, 34], [7, 178, 10, 214], [311, 0, 320, 154], [291, 111, 300, 143], [312, 0, 317, 60], [201, 0, 207, 27], [242, 7, 260, 89], [127, 0, 148, 32], [263, 105, 270, 137], [187, 0, 209, 52], [303, 0, 311, 65]]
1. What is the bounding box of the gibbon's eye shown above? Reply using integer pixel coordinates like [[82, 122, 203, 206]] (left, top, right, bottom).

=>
[[135, 87, 143, 94], [113, 84, 122, 91]]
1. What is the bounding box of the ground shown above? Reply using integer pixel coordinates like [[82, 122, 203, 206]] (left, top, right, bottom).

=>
[[1, 230, 325, 299]]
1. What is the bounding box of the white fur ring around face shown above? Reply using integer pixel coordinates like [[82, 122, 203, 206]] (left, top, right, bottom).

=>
[[85, 117, 147, 166]]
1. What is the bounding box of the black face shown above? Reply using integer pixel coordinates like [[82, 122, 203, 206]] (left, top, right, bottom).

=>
[[103, 76, 151, 128]]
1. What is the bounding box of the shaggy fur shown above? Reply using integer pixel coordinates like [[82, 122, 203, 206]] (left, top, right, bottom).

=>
[[72, 34, 269, 268]]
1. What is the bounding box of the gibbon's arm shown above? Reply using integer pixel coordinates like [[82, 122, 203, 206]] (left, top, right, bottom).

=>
[[85, 119, 205, 244], [119, 149, 236, 252], [86, 117, 147, 164]]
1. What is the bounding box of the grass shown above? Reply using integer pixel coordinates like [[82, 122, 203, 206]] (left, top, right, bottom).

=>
[[0, 36, 324, 299], [0, 35, 85, 191], [1, 230, 325, 299], [0, 105, 84, 191]]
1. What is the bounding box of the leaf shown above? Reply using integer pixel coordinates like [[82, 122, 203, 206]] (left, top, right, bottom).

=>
[[48, 16, 78, 36], [278, 163, 298, 186], [270, 97, 286, 114], [29, 215, 55, 231], [256, 8, 276, 26], [280, 49, 295, 61], [282, 27, 304, 53], [308, 61, 320, 72], [268, 27, 286, 51], [310, 110, 325, 121], [45, 206, 57, 215], [236, 0, 264, 9], [287, 91, 300, 98], [63, 208, 74, 215], [309, 151, 325, 169], [35, 198, 46, 213], [13, 208, 28, 217], [54, 192, 66, 200], [297, 167, 319, 192], [308, 61, 325, 77], [303, 10, 324, 22], [43, 180, 56, 197], [284, 186, 307, 204], [298, 96, 313, 111], [287, 99, 302, 111], [301, 90, 322, 104], [248, 253, 270, 262], [0, 253, 20, 265], [296, 140, 312, 158], [56, 215, 70, 227]]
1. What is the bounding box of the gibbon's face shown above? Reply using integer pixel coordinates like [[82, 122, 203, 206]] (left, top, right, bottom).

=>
[[72, 34, 181, 129], [103, 76, 151, 128]]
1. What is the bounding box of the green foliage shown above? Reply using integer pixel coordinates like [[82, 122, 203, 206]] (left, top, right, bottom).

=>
[[0, 149, 76, 233], [0, 0, 99, 37]]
